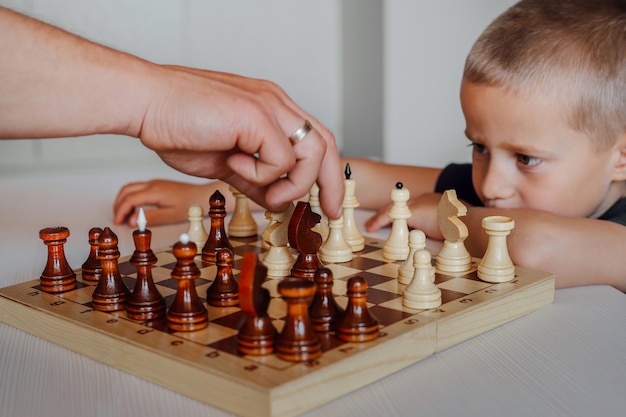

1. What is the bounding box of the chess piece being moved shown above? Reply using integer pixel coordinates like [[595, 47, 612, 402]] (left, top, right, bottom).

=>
[[127, 209, 166, 321], [335, 276, 379, 342], [308, 268, 344, 332], [237, 253, 276, 356], [39, 226, 77, 293], [403, 249, 442, 310], [382, 182, 411, 262], [341, 163, 365, 252], [436, 189, 472, 274], [477, 216, 516, 283], [262, 203, 296, 278], [319, 215, 353, 264], [168, 233, 209, 332], [92, 227, 131, 311], [187, 204, 208, 252], [398, 229, 428, 285], [206, 247, 239, 307], [288, 202, 323, 280], [308, 183, 329, 241], [276, 278, 322, 362], [228, 186, 258, 238], [81, 227, 102, 281], [202, 190, 234, 263]]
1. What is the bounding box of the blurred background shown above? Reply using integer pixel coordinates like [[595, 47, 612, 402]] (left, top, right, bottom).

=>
[[0, 0, 515, 179]]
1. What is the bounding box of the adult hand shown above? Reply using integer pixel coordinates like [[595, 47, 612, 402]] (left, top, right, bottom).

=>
[[138, 66, 344, 218]]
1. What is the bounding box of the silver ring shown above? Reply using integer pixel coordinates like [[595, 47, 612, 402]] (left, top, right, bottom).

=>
[[289, 120, 313, 144]]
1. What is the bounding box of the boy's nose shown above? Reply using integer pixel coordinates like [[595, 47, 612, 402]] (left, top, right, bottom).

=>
[[479, 162, 515, 203]]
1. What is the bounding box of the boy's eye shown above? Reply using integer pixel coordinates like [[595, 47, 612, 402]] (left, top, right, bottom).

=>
[[517, 154, 541, 167], [469, 143, 488, 154]]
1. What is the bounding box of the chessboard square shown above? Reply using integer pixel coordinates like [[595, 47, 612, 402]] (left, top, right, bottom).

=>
[[358, 248, 387, 262], [324, 263, 362, 280], [197, 264, 218, 280], [121, 276, 136, 291], [207, 334, 240, 356], [437, 277, 493, 295], [267, 297, 287, 319], [208, 307, 245, 329], [58, 284, 96, 304], [366, 287, 402, 305], [361, 239, 386, 253], [150, 266, 175, 282], [330, 280, 348, 297], [365, 263, 401, 280], [440, 288, 471, 304], [368, 305, 414, 327], [347, 271, 396, 288], [117, 261, 136, 276], [372, 279, 405, 296], [272, 318, 285, 334], [176, 322, 239, 345], [341, 255, 384, 271], [153, 250, 176, 266], [232, 243, 263, 257]]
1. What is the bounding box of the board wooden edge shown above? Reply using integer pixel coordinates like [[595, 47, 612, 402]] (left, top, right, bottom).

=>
[[0, 294, 272, 417], [0, 265, 556, 417]]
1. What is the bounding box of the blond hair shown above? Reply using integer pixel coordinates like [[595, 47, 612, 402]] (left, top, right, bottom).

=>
[[464, 0, 626, 151]]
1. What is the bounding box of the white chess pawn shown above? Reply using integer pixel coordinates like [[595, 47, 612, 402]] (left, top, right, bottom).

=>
[[319, 215, 353, 263], [262, 205, 296, 278], [382, 182, 411, 262], [403, 249, 442, 310], [227, 186, 258, 237], [308, 183, 329, 241], [186, 205, 208, 252], [477, 216, 516, 283], [342, 163, 365, 252], [398, 229, 432, 285]]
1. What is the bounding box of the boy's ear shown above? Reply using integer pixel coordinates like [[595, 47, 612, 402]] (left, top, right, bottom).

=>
[[611, 133, 626, 182]]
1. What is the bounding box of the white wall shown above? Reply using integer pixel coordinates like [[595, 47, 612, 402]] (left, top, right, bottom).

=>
[[0, 0, 519, 178], [0, 0, 341, 177], [383, 0, 517, 167]]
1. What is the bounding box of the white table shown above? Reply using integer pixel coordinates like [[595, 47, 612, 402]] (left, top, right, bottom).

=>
[[1, 169, 626, 417]]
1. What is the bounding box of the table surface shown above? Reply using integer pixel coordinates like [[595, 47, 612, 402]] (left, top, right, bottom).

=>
[[1, 169, 626, 417]]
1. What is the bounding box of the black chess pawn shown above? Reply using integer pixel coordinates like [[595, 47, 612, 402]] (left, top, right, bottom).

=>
[[308, 268, 344, 332], [335, 276, 380, 342], [275, 278, 322, 362], [126, 217, 166, 321], [206, 247, 239, 307], [39, 226, 77, 293], [81, 227, 102, 281], [92, 227, 130, 311], [167, 234, 209, 332], [202, 190, 234, 263]]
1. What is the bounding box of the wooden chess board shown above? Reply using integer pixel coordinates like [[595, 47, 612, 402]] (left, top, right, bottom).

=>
[[0, 235, 555, 417]]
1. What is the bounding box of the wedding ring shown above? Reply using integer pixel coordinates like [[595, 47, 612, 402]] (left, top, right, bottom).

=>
[[289, 120, 313, 144]]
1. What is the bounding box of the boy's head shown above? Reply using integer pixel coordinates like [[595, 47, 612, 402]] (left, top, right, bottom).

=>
[[463, 0, 626, 151], [460, 0, 626, 218]]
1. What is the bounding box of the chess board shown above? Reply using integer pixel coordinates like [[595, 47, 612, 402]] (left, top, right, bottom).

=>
[[0, 235, 555, 417]]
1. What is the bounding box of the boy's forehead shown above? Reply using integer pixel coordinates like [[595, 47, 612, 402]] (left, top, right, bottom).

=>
[[460, 79, 590, 152]]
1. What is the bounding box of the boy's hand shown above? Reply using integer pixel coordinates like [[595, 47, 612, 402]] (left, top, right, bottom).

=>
[[113, 180, 226, 227], [364, 193, 444, 240]]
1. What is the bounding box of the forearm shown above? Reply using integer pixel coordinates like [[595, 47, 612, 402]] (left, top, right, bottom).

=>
[[463, 206, 626, 291], [344, 157, 441, 210], [0, 6, 155, 139]]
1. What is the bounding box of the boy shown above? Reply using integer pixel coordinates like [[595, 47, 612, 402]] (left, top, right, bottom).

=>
[[114, 0, 626, 291]]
